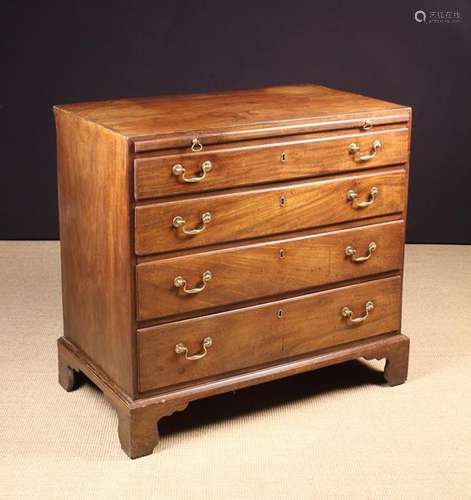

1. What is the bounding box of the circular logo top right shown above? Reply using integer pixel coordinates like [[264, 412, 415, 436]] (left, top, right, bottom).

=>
[[414, 10, 427, 23]]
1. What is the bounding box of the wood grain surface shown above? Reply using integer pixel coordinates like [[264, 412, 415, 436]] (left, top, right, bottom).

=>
[[54, 108, 135, 395], [138, 276, 402, 391], [136, 220, 404, 320], [56, 84, 410, 151], [134, 126, 409, 199], [135, 169, 406, 255]]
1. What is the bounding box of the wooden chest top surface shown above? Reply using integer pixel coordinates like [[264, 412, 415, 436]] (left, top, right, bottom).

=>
[[55, 85, 410, 151]]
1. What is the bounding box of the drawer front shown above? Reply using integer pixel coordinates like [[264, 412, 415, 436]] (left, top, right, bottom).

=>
[[134, 127, 409, 200], [136, 220, 404, 321], [138, 276, 402, 391], [135, 169, 406, 255]]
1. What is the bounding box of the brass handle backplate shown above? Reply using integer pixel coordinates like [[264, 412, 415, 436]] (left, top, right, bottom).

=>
[[341, 301, 374, 324], [172, 160, 212, 183], [173, 212, 212, 235], [174, 270, 212, 294], [348, 139, 382, 162], [345, 241, 377, 263], [175, 337, 213, 361], [347, 186, 379, 208]]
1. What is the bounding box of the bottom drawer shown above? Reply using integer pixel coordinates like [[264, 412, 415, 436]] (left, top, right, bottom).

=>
[[138, 276, 402, 392]]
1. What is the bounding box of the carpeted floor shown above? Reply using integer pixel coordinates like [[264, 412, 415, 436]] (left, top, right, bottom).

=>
[[0, 242, 470, 499]]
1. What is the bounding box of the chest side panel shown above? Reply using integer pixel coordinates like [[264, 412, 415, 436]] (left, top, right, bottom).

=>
[[55, 109, 135, 396]]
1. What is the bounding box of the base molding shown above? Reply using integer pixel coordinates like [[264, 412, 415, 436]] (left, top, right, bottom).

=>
[[58, 333, 409, 458]]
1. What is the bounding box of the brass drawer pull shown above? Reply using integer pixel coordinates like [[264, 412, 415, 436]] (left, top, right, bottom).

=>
[[175, 336, 213, 361], [341, 301, 374, 324], [348, 139, 382, 162], [172, 212, 212, 235], [172, 160, 212, 183], [345, 241, 377, 262], [347, 186, 379, 208], [174, 270, 212, 294]]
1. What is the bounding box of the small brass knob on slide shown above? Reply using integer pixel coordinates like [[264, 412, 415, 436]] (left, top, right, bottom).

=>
[[191, 138, 203, 152]]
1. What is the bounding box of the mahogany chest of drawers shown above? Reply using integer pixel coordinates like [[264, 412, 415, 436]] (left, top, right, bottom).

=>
[[55, 84, 411, 458]]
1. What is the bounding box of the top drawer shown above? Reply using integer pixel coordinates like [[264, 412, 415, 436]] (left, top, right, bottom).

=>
[[134, 126, 409, 200]]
